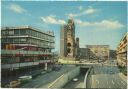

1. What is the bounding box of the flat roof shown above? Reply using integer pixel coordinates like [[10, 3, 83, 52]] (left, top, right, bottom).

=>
[[1, 26, 54, 37]]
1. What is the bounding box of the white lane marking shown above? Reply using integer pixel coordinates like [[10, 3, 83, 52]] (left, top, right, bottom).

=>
[[106, 81, 108, 84], [112, 80, 114, 84], [48, 74, 64, 88]]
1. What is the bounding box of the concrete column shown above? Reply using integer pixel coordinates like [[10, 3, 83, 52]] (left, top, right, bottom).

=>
[[44, 63, 48, 70]]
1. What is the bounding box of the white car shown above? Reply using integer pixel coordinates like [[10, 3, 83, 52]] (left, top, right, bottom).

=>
[[73, 78, 78, 82]]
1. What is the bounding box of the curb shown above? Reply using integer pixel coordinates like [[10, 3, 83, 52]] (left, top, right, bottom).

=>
[[83, 67, 92, 88], [48, 74, 64, 88]]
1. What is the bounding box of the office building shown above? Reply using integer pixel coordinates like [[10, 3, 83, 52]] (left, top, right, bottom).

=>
[[1, 26, 55, 85]]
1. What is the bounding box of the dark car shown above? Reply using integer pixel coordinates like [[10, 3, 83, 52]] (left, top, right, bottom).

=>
[[109, 70, 113, 74]]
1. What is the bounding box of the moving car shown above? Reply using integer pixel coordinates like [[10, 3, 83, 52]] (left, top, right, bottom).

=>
[[109, 70, 113, 74], [73, 78, 78, 82]]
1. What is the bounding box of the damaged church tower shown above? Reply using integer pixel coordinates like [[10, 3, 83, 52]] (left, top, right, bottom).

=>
[[60, 19, 76, 59]]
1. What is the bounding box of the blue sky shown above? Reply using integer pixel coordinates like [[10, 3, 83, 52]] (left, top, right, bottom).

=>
[[1, 1, 127, 52]]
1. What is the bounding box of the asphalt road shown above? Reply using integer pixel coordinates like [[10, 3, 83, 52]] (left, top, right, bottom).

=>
[[90, 60, 127, 89], [21, 65, 76, 88], [21, 60, 127, 88], [63, 74, 85, 88]]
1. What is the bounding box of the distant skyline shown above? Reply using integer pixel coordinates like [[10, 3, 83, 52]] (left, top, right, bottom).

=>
[[1, 1, 127, 52]]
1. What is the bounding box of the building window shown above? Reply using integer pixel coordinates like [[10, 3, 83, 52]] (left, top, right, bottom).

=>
[[8, 38, 13, 43], [67, 48, 71, 53], [9, 30, 14, 35], [1, 38, 7, 43], [14, 38, 19, 42], [31, 30, 34, 37], [41, 34, 44, 39], [2, 31, 6, 35], [21, 38, 26, 42], [67, 43, 71, 47], [2, 30, 9, 35], [41, 33, 43, 38], [28, 29, 32, 36], [20, 29, 26, 35], [38, 32, 41, 38], [25, 29, 29, 35], [14, 29, 19, 35], [5, 30, 9, 35], [35, 31, 37, 37], [31, 39, 35, 44]]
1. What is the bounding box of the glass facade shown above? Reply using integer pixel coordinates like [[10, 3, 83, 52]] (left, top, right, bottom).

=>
[[14, 29, 19, 35], [1, 27, 55, 49]]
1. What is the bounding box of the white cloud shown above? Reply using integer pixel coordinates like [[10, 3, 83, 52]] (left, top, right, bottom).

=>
[[9, 4, 27, 14], [85, 7, 97, 15], [66, 13, 78, 18], [41, 15, 66, 25], [75, 19, 124, 30], [67, 7, 98, 18]]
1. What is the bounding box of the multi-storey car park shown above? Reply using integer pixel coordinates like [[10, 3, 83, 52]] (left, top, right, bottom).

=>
[[1, 26, 55, 86], [117, 33, 127, 68]]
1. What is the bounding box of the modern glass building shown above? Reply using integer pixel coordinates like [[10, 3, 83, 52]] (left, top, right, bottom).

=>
[[1, 26, 55, 86]]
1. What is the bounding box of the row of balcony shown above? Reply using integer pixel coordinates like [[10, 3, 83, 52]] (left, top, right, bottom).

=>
[[1, 50, 53, 55], [1, 60, 53, 69], [117, 47, 127, 54]]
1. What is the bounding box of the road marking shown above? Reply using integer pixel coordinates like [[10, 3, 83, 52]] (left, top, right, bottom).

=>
[[107, 81, 108, 85], [112, 80, 114, 84], [48, 74, 64, 88]]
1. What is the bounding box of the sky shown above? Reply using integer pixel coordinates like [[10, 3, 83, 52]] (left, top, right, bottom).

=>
[[1, 1, 127, 53]]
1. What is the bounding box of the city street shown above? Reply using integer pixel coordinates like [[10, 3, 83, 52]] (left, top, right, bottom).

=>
[[1, 1, 127, 88], [63, 74, 85, 88], [90, 60, 127, 89], [21, 65, 76, 88]]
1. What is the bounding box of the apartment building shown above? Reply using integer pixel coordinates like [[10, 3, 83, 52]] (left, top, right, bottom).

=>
[[117, 33, 127, 67]]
